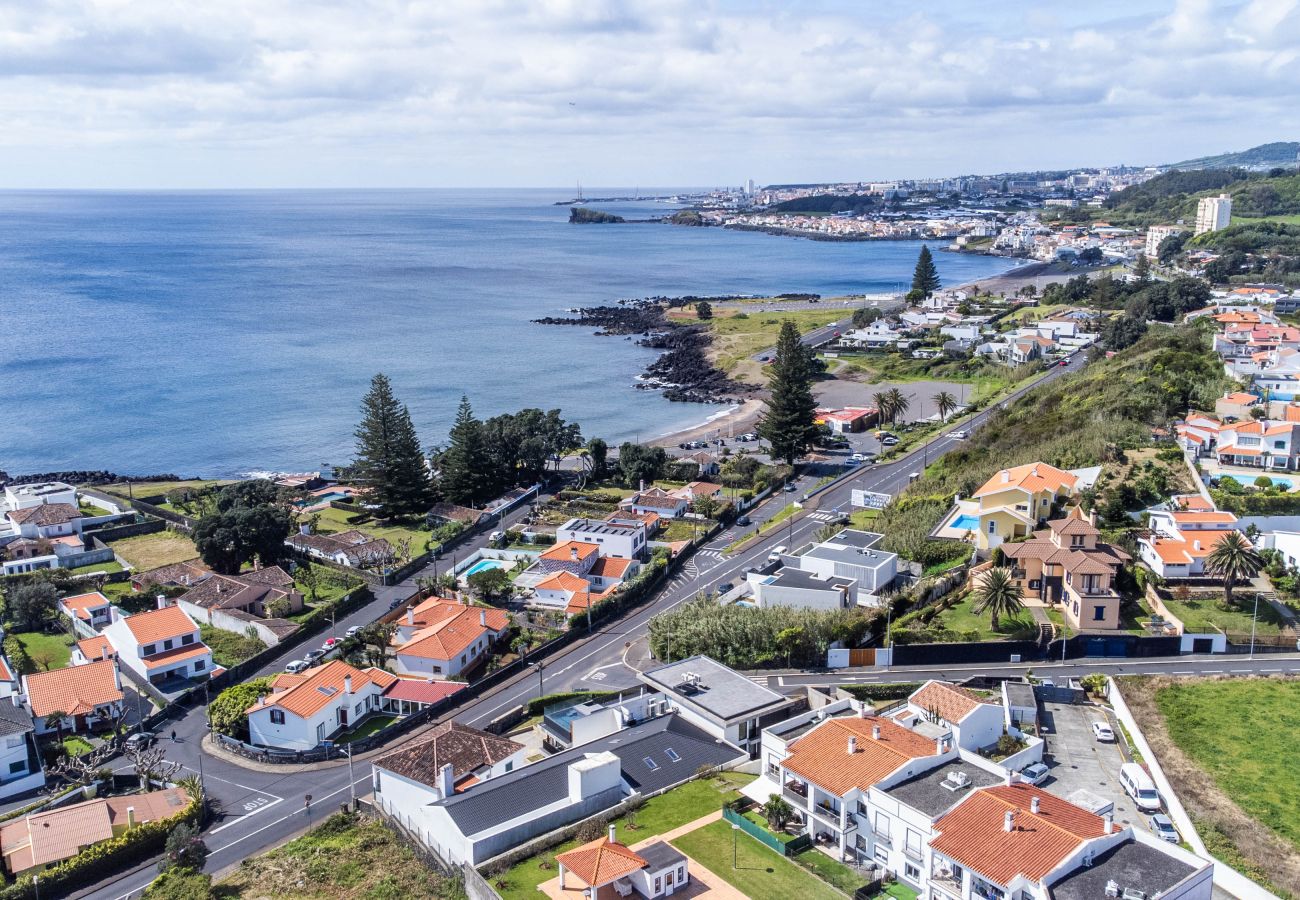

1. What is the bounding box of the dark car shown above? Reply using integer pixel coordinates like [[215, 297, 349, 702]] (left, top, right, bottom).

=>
[[735, 515, 752, 526], [717, 582, 734, 594], [388, 598, 403, 610]]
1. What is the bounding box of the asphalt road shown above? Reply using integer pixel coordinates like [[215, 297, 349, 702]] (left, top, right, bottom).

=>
[[75, 345, 1206, 899]]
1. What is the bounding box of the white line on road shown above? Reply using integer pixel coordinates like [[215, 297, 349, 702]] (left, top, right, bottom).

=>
[[210, 797, 285, 833]]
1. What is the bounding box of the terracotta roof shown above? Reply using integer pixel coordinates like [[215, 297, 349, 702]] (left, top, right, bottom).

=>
[[684, 481, 723, 495], [1170, 510, 1238, 525], [555, 836, 647, 887], [374, 721, 522, 789], [1172, 494, 1213, 510], [931, 784, 1107, 885], [1046, 508, 1099, 537], [140, 643, 210, 670], [382, 678, 466, 706], [910, 681, 993, 724], [536, 571, 591, 595], [394, 604, 510, 661], [5, 503, 82, 527], [589, 557, 633, 579], [23, 659, 122, 718], [402, 596, 468, 629], [247, 659, 396, 719], [131, 560, 210, 588], [567, 587, 616, 615], [59, 592, 111, 621], [121, 605, 198, 645], [974, 463, 1078, 499], [783, 716, 938, 796], [0, 657, 12, 682], [1221, 392, 1259, 404], [75, 635, 117, 663], [540, 541, 600, 562]]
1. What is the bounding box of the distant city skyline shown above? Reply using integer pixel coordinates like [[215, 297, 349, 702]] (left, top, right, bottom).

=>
[[0, 0, 1296, 189]]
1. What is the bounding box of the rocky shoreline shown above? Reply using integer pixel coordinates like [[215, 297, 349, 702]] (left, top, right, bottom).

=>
[[534, 297, 756, 404]]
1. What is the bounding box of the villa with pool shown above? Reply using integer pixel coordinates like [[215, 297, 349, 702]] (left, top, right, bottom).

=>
[[933, 461, 1100, 552]]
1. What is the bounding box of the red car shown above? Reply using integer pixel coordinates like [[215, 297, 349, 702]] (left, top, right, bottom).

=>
[[1058, 359, 1068, 366], [321, 637, 340, 651]]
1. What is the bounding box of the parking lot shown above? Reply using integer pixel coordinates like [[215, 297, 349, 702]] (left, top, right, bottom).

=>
[[1037, 700, 1150, 833]]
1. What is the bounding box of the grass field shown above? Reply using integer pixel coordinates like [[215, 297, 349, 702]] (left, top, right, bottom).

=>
[[495, 773, 753, 900], [699, 307, 846, 377], [1232, 214, 1300, 226], [216, 812, 458, 899], [932, 593, 1037, 640], [337, 714, 397, 742], [199, 624, 266, 668], [64, 559, 125, 576], [8, 631, 74, 673], [310, 504, 433, 552], [109, 531, 200, 572], [671, 820, 845, 900], [100, 480, 233, 501], [1156, 593, 1284, 636]]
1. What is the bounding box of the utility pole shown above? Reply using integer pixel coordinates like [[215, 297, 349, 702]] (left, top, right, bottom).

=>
[[344, 744, 357, 809], [1250, 592, 1261, 660]]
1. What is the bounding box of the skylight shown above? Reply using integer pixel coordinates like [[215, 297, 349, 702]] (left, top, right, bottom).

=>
[[643, 757, 659, 770]]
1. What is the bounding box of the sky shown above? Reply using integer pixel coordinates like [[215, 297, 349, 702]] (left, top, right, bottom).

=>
[[0, 0, 1297, 188]]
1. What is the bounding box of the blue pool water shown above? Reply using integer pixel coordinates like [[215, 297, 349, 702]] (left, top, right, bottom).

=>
[[296, 491, 350, 508], [952, 514, 981, 531], [464, 558, 509, 577], [1219, 473, 1296, 490]]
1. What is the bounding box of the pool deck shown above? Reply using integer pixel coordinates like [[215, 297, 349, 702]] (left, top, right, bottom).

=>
[[1200, 460, 1300, 491], [933, 499, 981, 539]]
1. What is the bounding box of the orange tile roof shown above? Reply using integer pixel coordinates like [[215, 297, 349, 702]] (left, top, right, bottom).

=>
[[783, 716, 938, 796], [1287, 404, 1300, 423], [1172, 494, 1213, 510], [973, 463, 1078, 499], [932, 784, 1107, 885], [394, 605, 511, 662], [121, 605, 198, 645], [60, 592, 111, 622], [140, 643, 211, 670], [556, 836, 646, 886], [0, 657, 12, 682], [75, 636, 117, 663], [536, 571, 591, 595], [910, 681, 993, 724], [247, 659, 396, 719], [540, 541, 599, 562], [1221, 392, 1258, 405], [684, 481, 723, 495], [566, 587, 616, 615], [23, 659, 122, 718], [1170, 510, 1238, 525], [589, 557, 633, 579]]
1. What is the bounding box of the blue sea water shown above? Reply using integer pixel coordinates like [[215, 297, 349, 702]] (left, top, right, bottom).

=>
[[0, 189, 1020, 477]]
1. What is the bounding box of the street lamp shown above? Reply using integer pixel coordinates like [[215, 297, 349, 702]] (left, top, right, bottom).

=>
[[533, 659, 544, 698], [1250, 592, 1262, 660], [732, 823, 740, 869]]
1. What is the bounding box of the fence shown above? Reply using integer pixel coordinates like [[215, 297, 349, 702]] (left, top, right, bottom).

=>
[[88, 517, 167, 544], [722, 805, 812, 856], [120, 497, 197, 530]]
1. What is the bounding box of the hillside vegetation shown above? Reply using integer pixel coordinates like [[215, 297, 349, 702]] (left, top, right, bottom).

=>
[[1169, 141, 1300, 171], [876, 326, 1231, 560], [1102, 168, 1300, 226]]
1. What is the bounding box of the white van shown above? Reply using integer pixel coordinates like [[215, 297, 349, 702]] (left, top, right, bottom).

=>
[[768, 545, 788, 563], [1120, 762, 1161, 812]]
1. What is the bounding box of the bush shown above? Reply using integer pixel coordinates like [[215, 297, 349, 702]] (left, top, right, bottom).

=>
[[839, 683, 920, 702], [143, 871, 213, 900], [208, 677, 273, 740], [526, 690, 619, 716]]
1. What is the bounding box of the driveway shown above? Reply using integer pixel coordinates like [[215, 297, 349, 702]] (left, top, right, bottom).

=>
[[1037, 701, 1146, 831]]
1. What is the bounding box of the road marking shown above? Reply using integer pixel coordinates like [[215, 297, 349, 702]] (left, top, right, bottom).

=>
[[210, 797, 285, 834]]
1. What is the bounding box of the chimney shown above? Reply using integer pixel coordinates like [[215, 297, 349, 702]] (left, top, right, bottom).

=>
[[872, 725, 881, 740], [344, 675, 353, 694], [480, 609, 487, 627], [156, 594, 167, 610], [1104, 813, 1114, 834], [639, 480, 645, 493], [609, 824, 618, 844], [126, 807, 136, 828], [1004, 769, 1014, 786], [1001, 469, 1011, 483], [407, 608, 415, 626], [847, 736, 858, 754], [571, 546, 579, 561], [1004, 811, 1015, 832], [438, 763, 455, 798], [935, 737, 945, 755], [1031, 796, 1041, 814], [859, 704, 871, 718], [1193, 539, 1201, 551]]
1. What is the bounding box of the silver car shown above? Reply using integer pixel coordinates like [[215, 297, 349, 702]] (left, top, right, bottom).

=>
[[1148, 814, 1179, 843], [1020, 762, 1050, 785]]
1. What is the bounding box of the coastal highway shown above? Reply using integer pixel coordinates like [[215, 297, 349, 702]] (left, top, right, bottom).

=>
[[73, 346, 1101, 899]]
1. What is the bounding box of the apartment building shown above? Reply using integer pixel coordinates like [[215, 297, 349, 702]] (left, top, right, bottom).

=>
[[1194, 194, 1232, 235]]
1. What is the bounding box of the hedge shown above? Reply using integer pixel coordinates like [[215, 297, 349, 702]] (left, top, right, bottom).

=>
[[0, 796, 200, 899], [526, 690, 620, 716], [839, 683, 921, 702]]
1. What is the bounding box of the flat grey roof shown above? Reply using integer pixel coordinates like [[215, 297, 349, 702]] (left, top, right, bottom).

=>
[[636, 841, 687, 870], [769, 569, 855, 591], [640, 655, 789, 722], [1050, 840, 1199, 900], [1003, 681, 1036, 708], [883, 761, 1001, 818], [824, 529, 884, 550], [437, 715, 743, 837], [562, 518, 639, 536]]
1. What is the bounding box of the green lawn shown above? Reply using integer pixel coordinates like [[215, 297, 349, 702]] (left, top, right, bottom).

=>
[[309, 505, 433, 553], [495, 773, 753, 900], [933, 594, 1037, 641], [793, 846, 871, 893], [704, 308, 847, 376], [742, 810, 799, 844], [62, 735, 94, 758], [64, 559, 125, 576], [1157, 593, 1284, 637], [337, 715, 397, 743], [78, 503, 115, 518], [671, 820, 845, 900], [109, 531, 200, 572], [8, 631, 74, 674], [199, 624, 267, 668], [662, 519, 709, 542], [1155, 678, 1300, 853], [1232, 213, 1300, 226]]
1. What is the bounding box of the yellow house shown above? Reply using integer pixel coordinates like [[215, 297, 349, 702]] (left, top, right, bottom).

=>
[[972, 462, 1081, 550]]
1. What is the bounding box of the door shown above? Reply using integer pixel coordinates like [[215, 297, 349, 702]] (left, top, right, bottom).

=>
[[848, 648, 875, 667], [1192, 638, 1214, 653], [338, 707, 349, 727]]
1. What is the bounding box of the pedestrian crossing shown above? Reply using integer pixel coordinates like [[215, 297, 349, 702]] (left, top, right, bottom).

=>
[[696, 549, 725, 561], [807, 511, 842, 522]]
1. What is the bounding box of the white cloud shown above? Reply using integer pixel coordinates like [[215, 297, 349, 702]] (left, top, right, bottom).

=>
[[0, 0, 1295, 186]]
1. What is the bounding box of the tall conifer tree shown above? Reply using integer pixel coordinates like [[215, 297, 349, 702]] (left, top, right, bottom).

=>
[[757, 321, 819, 465], [439, 396, 491, 506], [909, 245, 941, 299], [353, 374, 434, 518]]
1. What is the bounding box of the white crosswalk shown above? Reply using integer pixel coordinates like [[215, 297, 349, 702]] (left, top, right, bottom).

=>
[[696, 549, 724, 561], [807, 511, 841, 522]]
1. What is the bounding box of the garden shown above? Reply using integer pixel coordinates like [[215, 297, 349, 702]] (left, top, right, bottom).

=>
[[108, 531, 201, 572]]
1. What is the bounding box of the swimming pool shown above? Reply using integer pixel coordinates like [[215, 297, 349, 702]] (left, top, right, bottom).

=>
[[295, 491, 350, 508], [951, 514, 980, 531], [1218, 472, 1296, 490], [464, 558, 509, 577]]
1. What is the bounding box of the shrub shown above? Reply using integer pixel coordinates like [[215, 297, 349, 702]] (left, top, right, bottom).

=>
[[526, 690, 619, 716], [208, 677, 273, 740], [143, 871, 213, 900], [839, 683, 920, 702]]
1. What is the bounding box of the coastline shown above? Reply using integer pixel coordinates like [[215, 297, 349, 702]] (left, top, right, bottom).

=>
[[951, 259, 1076, 295], [650, 398, 765, 448]]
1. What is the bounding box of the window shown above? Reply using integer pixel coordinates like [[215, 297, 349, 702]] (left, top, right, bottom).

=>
[[182, 634, 194, 645], [270, 710, 285, 725], [504, 761, 513, 772], [644, 757, 659, 771], [5, 735, 22, 749], [432, 665, 442, 674], [143, 644, 156, 656], [874, 811, 891, 839], [654, 877, 661, 894], [316, 722, 326, 742], [987, 521, 996, 535], [665, 748, 681, 762], [873, 846, 889, 865], [163, 639, 174, 651], [1071, 535, 1084, 547], [355, 702, 364, 716], [1093, 605, 1105, 621], [194, 659, 205, 672], [905, 829, 922, 860], [8, 761, 25, 775], [904, 863, 921, 882]]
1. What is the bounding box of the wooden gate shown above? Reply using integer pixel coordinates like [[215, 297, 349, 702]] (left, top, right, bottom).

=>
[[848, 648, 875, 667]]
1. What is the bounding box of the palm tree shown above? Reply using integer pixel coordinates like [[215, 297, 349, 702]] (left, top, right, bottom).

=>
[[872, 391, 896, 427], [763, 794, 795, 831], [886, 388, 910, 425], [933, 391, 957, 423], [1204, 530, 1264, 607], [971, 567, 1025, 631]]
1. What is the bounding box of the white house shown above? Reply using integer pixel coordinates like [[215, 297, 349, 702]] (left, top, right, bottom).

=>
[[389, 598, 511, 679], [899, 681, 1022, 756], [748, 568, 857, 611], [371, 721, 527, 808], [1138, 509, 1239, 578], [246, 659, 397, 750], [57, 591, 113, 631], [100, 603, 214, 687], [618, 488, 688, 519], [554, 829, 691, 900], [2, 482, 77, 512], [555, 518, 646, 560], [773, 529, 898, 602], [0, 699, 44, 799]]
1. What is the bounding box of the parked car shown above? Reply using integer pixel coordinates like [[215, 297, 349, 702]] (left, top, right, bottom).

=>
[[321, 637, 340, 651], [1091, 721, 1116, 742], [1059, 359, 1069, 366], [345, 625, 363, 638], [735, 515, 752, 526], [851, 453, 867, 462], [784, 482, 797, 492], [717, 582, 734, 594], [1020, 762, 1050, 785], [304, 649, 326, 663], [388, 599, 403, 610], [1121, 762, 1162, 811], [880, 436, 899, 446], [285, 659, 311, 674], [1148, 814, 1179, 843], [125, 731, 157, 749]]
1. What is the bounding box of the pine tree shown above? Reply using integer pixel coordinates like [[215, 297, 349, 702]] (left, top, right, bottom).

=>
[[909, 245, 941, 299], [352, 374, 434, 518], [757, 321, 819, 465], [439, 396, 492, 506]]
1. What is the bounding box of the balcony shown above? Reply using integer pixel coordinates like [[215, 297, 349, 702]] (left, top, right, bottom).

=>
[[783, 779, 809, 806], [931, 872, 964, 897]]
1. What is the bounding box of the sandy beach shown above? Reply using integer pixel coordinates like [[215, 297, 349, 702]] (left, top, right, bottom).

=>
[[651, 397, 766, 447], [953, 259, 1080, 296]]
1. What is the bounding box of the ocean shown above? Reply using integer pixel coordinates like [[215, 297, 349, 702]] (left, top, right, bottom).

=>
[[0, 190, 1019, 477]]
